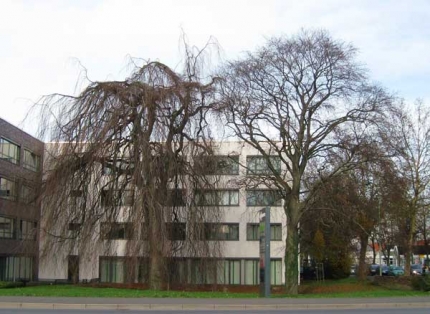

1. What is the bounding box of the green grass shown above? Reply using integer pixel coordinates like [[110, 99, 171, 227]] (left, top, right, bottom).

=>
[[0, 285, 257, 298], [0, 278, 428, 298]]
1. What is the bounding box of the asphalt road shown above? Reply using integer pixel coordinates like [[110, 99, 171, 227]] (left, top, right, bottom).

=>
[[0, 309, 429, 314]]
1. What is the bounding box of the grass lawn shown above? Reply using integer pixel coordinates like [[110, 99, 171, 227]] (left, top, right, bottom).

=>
[[0, 278, 428, 298]]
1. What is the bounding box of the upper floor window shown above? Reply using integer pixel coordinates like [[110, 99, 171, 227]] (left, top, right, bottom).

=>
[[102, 159, 134, 176], [100, 222, 133, 240], [21, 185, 35, 204], [246, 156, 281, 175], [0, 216, 15, 239], [246, 223, 282, 241], [0, 138, 20, 164], [196, 156, 239, 175], [196, 190, 239, 206], [19, 220, 37, 240], [166, 222, 186, 241], [246, 190, 282, 206], [202, 223, 239, 241], [101, 189, 134, 207], [23, 149, 41, 172], [0, 177, 17, 201]]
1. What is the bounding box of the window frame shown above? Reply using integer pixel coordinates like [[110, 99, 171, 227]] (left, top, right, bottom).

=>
[[18, 220, 37, 241], [100, 222, 133, 240], [246, 223, 282, 241], [202, 223, 239, 241], [23, 149, 41, 172], [246, 190, 282, 207], [196, 189, 240, 206], [20, 185, 35, 204], [166, 222, 186, 241], [246, 155, 281, 175], [0, 137, 20, 165], [101, 189, 134, 207], [197, 155, 240, 175], [0, 177, 17, 201], [0, 216, 15, 239]]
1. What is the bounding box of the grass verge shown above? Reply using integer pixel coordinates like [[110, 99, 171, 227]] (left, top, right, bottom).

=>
[[0, 278, 428, 298]]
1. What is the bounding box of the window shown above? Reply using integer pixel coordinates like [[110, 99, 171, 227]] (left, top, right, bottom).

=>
[[246, 190, 282, 206], [20, 185, 35, 204], [222, 259, 241, 284], [70, 190, 84, 208], [100, 257, 124, 283], [247, 223, 282, 241], [101, 189, 134, 207], [0, 138, 20, 164], [202, 223, 239, 241], [19, 220, 37, 240], [196, 156, 239, 175], [196, 190, 239, 206], [244, 260, 259, 285], [100, 222, 133, 240], [0, 216, 15, 239], [246, 156, 281, 175], [271, 259, 282, 285], [0, 256, 33, 281], [102, 159, 134, 175], [23, 149, 40, 172], [68, 222, 82, 232], [243, 259, 282, 285], [0, 177, 17, 200], [166, 222, 186, 241]]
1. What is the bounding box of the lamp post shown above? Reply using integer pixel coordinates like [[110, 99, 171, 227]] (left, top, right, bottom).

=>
[[259, 206, 271, 298]]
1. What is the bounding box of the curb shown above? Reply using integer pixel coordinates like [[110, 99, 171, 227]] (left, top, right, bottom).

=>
[[1, 302, 430, 311]]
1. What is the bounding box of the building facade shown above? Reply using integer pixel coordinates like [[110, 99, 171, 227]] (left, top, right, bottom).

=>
[[38, 141, 288, 285], [0, 118, 43, 281]]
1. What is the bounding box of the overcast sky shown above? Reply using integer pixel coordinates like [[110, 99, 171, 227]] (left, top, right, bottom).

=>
[[1, 0, 430, 136]]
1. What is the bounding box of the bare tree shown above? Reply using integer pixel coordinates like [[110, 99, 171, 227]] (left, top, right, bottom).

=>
[[382, 100, 430, 275], [218, 30, 391, 293], [38, 45, 225, 289]]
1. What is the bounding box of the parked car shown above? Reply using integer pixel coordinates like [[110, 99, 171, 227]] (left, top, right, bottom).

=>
[[380, 265, 389, 276], [411, 264, 423, 276], [368, 264, 379, 276], [387, 266, 404, 276]]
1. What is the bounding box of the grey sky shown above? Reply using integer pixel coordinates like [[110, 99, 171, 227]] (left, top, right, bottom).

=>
[[1, 0, 430, 136]]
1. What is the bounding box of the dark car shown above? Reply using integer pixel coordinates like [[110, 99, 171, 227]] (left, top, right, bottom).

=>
[[380, 265, 389, 276], [411, 264, 423, 276], [368, 264, 379, 276]]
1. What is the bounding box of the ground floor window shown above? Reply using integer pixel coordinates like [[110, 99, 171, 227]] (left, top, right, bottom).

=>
[[242, 258, 283, 285], [244, 260, 259, 285], [98, 256, 282, 285], [0, 256, 33, 281], [100, 257, 125, 283]]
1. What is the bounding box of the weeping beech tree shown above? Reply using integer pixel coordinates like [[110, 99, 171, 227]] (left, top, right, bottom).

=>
[[218, 30, 392, 294], [38, 48, 224, 289]]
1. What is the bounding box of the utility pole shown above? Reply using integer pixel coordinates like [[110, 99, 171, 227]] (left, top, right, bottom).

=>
[[259, 206, 271, 298]]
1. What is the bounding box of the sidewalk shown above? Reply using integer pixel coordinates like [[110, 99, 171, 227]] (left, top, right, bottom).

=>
[[0, 296, 429, 311]]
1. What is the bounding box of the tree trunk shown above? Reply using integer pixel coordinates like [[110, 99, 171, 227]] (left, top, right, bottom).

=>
[[284, 199, 300, 295], [358, 234, 369, 280]]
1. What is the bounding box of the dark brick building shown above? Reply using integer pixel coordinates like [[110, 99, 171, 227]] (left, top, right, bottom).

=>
[[0, 118, 43, 281]]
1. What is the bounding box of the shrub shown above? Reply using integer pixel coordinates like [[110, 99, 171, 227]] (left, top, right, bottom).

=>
[[411, 275, 430, 291]]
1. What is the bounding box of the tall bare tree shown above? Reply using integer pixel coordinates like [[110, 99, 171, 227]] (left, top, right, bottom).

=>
[[382, 100, 430, 275], [218, 30, 391, 293], [38, 46, 224, 289]]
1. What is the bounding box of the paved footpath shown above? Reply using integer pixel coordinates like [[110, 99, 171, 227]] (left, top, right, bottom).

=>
[[0, 296, 429, 311]]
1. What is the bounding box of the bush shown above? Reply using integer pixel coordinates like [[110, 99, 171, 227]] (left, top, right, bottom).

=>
[[411, 275, 430, 291], [0, 281, 25, 289]]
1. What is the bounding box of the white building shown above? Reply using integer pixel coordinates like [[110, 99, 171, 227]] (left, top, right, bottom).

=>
[[38, 141, 287, 285]]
